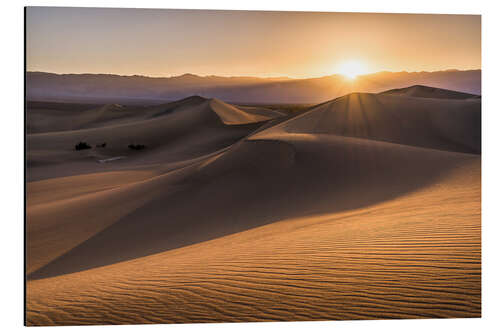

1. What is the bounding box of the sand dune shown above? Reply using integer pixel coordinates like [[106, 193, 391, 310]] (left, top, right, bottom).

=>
[[26, 85, 481, 325], [27, 97, 280, 181], [258, 91, 481, 154], [209, 98, 284, 124], [28, 135, 478, 279], [26, 161, 480, 324], [380, 85, 480, 99]]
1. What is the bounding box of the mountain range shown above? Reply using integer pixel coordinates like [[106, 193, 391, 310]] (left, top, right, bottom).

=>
[[26, 69, 481, 104]]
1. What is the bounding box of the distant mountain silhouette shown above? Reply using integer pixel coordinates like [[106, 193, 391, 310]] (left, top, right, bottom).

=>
[[27, 70, 481, 104]]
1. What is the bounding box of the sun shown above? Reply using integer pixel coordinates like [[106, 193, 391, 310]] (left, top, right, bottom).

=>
[[336, 60, 368, 80]]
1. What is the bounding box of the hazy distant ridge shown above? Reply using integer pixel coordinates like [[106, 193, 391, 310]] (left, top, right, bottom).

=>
[[27, 70, 481, 104]]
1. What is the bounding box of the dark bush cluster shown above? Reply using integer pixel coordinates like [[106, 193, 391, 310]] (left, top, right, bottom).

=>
[[128, 144, 146, 150], [75, 142, 91, 151], [74, 142, 146, 151]]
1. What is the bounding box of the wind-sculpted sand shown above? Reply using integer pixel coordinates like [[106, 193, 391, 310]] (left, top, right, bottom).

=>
[[26, 86, 481, 325]]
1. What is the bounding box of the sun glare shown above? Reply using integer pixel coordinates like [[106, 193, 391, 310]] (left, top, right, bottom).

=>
[[336, 60, 368, 80]]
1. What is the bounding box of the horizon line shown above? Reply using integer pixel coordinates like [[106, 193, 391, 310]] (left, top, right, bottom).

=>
[[26, 68, 482, 81]]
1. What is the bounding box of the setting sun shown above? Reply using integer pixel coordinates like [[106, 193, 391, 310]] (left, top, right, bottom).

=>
[[336, 60, 369, 79]]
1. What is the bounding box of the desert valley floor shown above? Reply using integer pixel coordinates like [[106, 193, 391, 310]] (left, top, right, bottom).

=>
[[26, 85, 481, 325]]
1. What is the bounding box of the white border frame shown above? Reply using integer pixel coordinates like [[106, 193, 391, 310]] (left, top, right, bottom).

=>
[[3, 1, 499, 332]]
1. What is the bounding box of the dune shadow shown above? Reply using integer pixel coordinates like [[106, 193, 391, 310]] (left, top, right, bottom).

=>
[[28, 134, 479, 280]]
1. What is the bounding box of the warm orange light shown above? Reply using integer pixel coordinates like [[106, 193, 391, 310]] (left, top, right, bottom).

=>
[[336, 60, 368, 80]]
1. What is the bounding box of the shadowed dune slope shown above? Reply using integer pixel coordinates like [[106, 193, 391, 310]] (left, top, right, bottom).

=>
[[27, 96, 283, 134], [27, 97, 208, 134], [28, 133, 478, 279], [27, 97, 281, 181], [254, 92, 480, 154], [27, 101, 100, 134], [26, 103, 140, 134]]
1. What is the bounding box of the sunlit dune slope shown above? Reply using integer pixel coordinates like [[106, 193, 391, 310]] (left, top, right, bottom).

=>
[[26, 161, 480, 325], [209, 98, 285, 124]]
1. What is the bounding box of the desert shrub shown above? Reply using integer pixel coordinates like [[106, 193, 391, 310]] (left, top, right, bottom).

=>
[[75, 142, 91, 150], [128, 144, 146, 150]]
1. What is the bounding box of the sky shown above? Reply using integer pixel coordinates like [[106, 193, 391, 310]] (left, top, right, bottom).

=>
[[26, 7, 481, 79]]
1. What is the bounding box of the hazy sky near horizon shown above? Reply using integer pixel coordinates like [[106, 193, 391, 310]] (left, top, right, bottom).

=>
[[26, 7, 481, 78]]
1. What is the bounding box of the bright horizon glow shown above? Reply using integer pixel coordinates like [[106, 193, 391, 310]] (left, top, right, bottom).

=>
[[336, 60, 370, 79]]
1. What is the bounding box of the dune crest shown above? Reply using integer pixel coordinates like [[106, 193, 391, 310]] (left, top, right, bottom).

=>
[[208, 98, 283, 124], [380, 85, 480, 99]]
